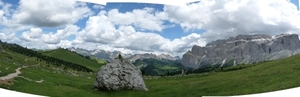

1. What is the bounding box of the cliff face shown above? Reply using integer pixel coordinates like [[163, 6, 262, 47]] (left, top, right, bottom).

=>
[[182, 34, 300, 69]]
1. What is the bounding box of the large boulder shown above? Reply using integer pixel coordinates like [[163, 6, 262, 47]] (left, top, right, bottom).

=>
[[94, 58, 148, 91]]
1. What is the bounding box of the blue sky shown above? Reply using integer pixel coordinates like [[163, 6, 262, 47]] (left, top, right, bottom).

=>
[[0, 0, 300, 56]]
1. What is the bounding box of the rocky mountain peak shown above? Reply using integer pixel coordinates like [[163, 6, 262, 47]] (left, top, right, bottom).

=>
[[182, 34, 300, 69], [127, 53, 180, 62]]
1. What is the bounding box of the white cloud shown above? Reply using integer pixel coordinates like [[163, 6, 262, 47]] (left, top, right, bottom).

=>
[[161, 33, 206, 54], [76, 12, 168, 51], [0, 1, 14, 25], [11, 0, 92, 27], [1, 3, 13, 16], [20, 28, 43, 41], [0, 10, 3, 23], [3, 0, 300, 57], [163, 0, 300, 42], [0, 31, 15, 42], [0, 0, 3, 6], [107, 8, 167, 32], [73, 10, 207, 56], [93, 4, 105, 9], [77, 14, 120, 44], [19, 25, 79, 44], [41, 25, 80, 44]]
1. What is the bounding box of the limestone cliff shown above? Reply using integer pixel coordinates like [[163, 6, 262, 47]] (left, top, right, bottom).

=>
[[182, 34, 300, 69]]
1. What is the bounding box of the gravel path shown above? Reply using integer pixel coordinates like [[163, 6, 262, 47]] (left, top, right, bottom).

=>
[[0, 63, 39, 81], [0, 66, 26, 80]]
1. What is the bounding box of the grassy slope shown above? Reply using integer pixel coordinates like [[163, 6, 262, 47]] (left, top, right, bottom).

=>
[[89, 56, 107, 64], [134, 58, 184, 76], [0, 50, 28, 76], [1, 49, 300, 96], [42, 48, 103, 72]]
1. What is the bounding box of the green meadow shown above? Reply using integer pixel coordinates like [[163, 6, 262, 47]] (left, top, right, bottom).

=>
[[1, 48, 300, 97]]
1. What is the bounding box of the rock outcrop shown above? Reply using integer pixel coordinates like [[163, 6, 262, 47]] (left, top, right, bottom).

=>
[[94, 57, 148, 91], [182, 34, 300, 69]]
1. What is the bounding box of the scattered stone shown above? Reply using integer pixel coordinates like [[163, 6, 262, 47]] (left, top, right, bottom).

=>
[[36, 79, 44, 83], [94, 57, 148, 91]]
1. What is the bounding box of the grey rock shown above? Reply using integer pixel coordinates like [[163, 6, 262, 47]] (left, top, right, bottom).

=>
[[182, 34, 300, 69], [94, 58, 148, 91]]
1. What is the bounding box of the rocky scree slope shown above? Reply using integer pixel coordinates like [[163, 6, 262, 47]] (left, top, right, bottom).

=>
[[182, 34, 300, 69]]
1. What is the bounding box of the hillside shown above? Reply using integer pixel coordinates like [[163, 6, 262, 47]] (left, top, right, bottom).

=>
[[133, 58, 185, 76], [42, 48, 106, 72], [2, 41, 300, 96], [0, 41, 93, 72]]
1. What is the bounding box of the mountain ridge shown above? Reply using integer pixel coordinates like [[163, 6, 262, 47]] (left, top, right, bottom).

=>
[[68, 47, 181, 62], [182, 33, 300, 69]]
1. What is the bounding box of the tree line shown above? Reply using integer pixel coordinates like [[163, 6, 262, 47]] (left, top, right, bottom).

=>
[[0, 40, 93, 72]]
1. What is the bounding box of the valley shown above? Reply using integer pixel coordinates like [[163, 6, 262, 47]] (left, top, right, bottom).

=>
[[1, 39, 300, 96]]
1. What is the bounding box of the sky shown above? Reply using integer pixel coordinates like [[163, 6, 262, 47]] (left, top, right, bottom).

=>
[[0, 0, 300, 57]]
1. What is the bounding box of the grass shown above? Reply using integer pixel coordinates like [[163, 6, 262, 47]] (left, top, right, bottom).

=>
[[89, 56, 107, 64], [0, 50, 36, 76], [42, 48, 103, 71], [2, 49, 300, 96]]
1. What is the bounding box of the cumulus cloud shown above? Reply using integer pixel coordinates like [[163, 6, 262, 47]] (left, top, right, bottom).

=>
[[107, 8, 168, 32], [93, 4, 105, 10], [164, 0, 300, 42], [11, 0, 92, 27], [161, 33, 206, 54], [3, 0, 300, 57], [0, 0, 13, 17], [74, 10, 205, 56], [0, 10, 3, 23], [0, 29, 16, 43], [20, 28, 43, 41], [76, 12, 168, 51], [41, 25, 80, 44], [19, 25, 79, 44], [78, 13, 121, 44], [0, 0, 14, 26]]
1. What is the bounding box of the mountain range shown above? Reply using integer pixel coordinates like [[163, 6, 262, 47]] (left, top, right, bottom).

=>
[[181, 34, 300, 69], [68, 48, 183, 76], [68, 47, 181, 62], [3, 34, 300, 96]]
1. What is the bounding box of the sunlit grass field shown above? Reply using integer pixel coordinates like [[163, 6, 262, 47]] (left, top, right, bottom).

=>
[[1, 49, 300, 97]]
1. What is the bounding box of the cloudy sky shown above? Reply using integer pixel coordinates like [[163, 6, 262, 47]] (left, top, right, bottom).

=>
[[0, 0, 300, 57]]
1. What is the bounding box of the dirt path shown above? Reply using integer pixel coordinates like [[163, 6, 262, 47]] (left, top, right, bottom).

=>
[[0, 66, 27, 80], [0, 63, 40, 81]]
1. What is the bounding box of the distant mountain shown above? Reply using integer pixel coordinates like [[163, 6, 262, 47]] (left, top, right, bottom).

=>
[[69, 47, 180, 62], [127, 53, 180, 62], [69, 48, 183, 76], [68, 47, 131, 61], [182, 34, 300, 69]]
